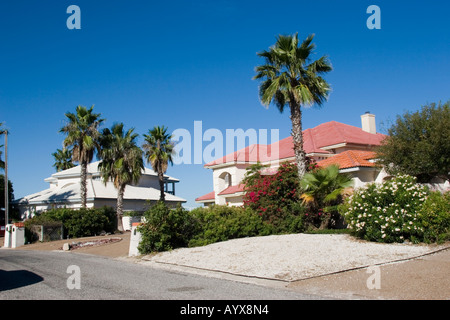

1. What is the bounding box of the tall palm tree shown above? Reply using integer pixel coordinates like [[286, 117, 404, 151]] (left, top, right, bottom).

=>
[[254, 33, 332, 178], [98, 123, 144, 231], [52, 148, 75, 172], [60, 105, 104, 208], [142, 126, 175, 202]]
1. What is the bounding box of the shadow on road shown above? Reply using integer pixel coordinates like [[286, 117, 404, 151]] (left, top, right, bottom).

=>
[[0, 270, 44, 291]]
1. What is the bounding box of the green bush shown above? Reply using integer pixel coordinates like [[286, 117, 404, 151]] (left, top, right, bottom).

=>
[[418, 191, 450, 243], [137, 203, 277, 253], [242, 162, 306, 232], [138, 202, 198, 254], [25, 207, 116, 239], [341, 175, 429, 243], [187, 205, 273, 248]]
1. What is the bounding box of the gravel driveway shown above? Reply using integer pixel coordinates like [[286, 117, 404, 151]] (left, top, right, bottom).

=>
[[143, 233, 448, 282]]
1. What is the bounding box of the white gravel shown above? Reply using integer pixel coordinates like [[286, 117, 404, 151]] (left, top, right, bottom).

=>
[[144, 234, 447, 281]]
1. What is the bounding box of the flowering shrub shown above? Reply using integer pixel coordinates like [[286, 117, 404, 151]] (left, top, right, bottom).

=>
[[243, 161, 305, 232], [341, 175, 428, 243]]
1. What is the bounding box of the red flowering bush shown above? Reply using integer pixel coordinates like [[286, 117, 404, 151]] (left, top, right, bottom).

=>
[[243, 161, 306, 233]]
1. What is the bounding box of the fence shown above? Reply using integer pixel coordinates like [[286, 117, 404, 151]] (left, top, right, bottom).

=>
[[29, 223, 64, 242]]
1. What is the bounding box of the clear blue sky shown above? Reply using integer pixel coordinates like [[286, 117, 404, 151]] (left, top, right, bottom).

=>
[[1, 0, 449, 209]]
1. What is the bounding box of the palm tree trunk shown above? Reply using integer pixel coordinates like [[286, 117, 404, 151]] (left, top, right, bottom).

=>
[[289, 102, 307, 178], [80, 161, 87, 208], [158, 170, 166, 202], [116, 184, 125, 231]]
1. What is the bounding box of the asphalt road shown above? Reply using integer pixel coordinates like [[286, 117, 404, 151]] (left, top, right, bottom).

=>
[[0, 249, 324, 301]]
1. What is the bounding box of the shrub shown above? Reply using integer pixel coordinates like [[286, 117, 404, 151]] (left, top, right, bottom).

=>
[[138, 202, 198, 254], [243, 161, 306, 232], [25, 207, 116, 239], [300, 164, 353, 229], [418, 191, 450, 243], [187, 205, 273, 247], [341, 175, 428, 243]]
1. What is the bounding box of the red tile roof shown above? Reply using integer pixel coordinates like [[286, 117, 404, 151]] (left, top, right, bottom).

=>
[[217, 184, 246, 196], [317, 150, 377, 169], [195, 191, 216, 202], [197, 151, 379, 202], [204, 121, 386, 167]]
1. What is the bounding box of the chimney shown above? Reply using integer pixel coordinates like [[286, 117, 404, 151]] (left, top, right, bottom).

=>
[[361, 112, 376, 134]]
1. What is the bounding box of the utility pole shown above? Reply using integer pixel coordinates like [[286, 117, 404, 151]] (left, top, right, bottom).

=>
[[1, 129, 9, 227], [4, 130, 8, 226]]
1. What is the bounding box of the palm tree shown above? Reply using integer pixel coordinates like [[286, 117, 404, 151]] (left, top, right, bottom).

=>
[[254, 33, 332, 179], [300, 164, 353, 228], [142, 126, 175, 202], [52, 148, 75, 172], [60, 105, 104, 208], [98, 123, 144, 231]]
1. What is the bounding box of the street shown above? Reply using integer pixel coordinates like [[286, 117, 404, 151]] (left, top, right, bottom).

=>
[[0, 249, 324, 300]]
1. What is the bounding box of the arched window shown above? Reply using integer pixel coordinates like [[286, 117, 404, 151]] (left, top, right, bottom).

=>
[[218, 172, 232, 191]]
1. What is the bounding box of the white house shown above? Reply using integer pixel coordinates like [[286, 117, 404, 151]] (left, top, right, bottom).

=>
[[196, 113, 390, 207], [16, 161, 186, 219]]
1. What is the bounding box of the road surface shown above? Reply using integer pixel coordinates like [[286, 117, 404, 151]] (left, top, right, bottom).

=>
[[0, 249, 324, 301]]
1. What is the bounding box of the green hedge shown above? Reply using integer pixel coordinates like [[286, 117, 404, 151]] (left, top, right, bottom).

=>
[[137, 202, 305, 255], [187, 205, 274, 248], [24, 207, 117, 239]]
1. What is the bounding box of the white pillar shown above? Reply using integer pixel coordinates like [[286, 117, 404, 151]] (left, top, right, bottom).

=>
[[128, 223, 142, 257]]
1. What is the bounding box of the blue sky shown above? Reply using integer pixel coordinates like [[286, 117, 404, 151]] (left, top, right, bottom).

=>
[[0, 0, 449, 209]]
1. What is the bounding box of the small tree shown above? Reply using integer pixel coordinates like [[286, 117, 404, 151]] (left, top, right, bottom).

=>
[[300, 164, 353, 229], [376, 101, 450, 183]]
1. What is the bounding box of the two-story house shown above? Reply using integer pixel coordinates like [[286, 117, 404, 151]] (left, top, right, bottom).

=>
[[16, 161, 186, 219], [196, 113, 388, 207]]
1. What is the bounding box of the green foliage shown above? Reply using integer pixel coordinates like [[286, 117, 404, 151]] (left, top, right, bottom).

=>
[[138, 202, 197, 253], [187, 205, 273, 248], [300, 165, 353, 229], [52, 148, 75, 172], [142, 126, 175, 202], [253, 33, 332, 177], [376, 101, 450, 182], [418, 191, 450, 243], [340, 175, 449, 243], [242, 162, 305, 232], [25, 207, 116, 239], [0, 175, 20, 221]]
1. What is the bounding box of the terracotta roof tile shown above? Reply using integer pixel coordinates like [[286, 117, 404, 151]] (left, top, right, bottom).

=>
[[217, 184, 246, 195], [195, 191, 216, 202], [204, 121, 386, 167], [317, 150, 377, 169]]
